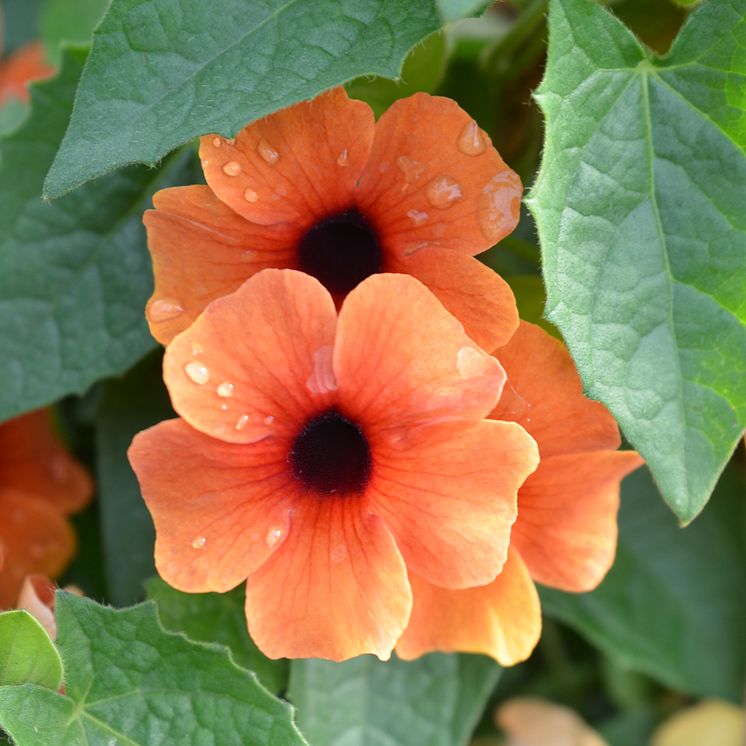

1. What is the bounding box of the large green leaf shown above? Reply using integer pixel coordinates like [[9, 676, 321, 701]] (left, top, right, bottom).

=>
[[94, 352, 172, 605], [541, 464, 746, 701], [147, 578, 289, 695], [43, 0, 486, 197], [0, 611, 62, 690], [289, 654, 499, 746], [0, 594, 306, 745], [529, 0, 746, 521], [0, 47, 194, 423]]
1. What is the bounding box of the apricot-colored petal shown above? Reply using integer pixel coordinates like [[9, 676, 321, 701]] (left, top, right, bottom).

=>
[[0, 42, 54, 104], [245, 500, 411, 661], [491, 322, 621, 457], [0, 491, 75, 609], [357, 93, 521, 258], [144, 186, 297, 344], [128, 419, 297, 593], [164, 269, 337, 444], [391, 247, 519, 351], [0, 409, 92, 514], [335, 274, 506, 429], [514, 450, 644, 592], [369, 420, 538, 589], [16, 575, 58, 638], [396, 548, 541, 666], [200, 88, 374, 226]]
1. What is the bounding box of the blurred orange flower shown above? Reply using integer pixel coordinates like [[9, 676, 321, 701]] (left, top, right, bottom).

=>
[[129, 270, 538, 661], [0, 41, 54, 105], [144, 88, 521, 351], [396, 322, 644, 665], [0, 410, 93, 608]]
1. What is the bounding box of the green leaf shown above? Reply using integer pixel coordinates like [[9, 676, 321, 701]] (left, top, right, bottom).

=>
[[41, 0, 109, 64], [289, 654, 500, 746], [146, 577, 289, 695], [94, 352, 172, 605], [541, 464, 746, 701], [529, 0, 746, 521], [43, 0, 486, 198], [0, 47, 194, 422], [0, 611, 62, 690], [0, 593, 306, 746]]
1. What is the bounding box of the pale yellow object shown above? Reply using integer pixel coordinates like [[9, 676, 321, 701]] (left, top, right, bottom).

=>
[[652, 700, 745, 746], [496, 697, 608, 746]]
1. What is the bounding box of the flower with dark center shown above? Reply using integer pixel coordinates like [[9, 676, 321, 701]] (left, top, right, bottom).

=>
[[129, 269, 539, 662], [144, 87, 522, 350]]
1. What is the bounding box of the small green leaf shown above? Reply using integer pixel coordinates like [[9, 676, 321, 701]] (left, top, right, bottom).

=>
[[95, 352, 172, 605], [529, 0, 746, 521], [0, 611, 62, 690], [44, 0, 487, 198], [41, 0, 109, 64], [541, 464, 746, 701], [147, 577, 289, 695], [0, 47, 194, 422], [346, 31, 447, 117], [289, 654, 500, 746], [0, 594, 306, 745]]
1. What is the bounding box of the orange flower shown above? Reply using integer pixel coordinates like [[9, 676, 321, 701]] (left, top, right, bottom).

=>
[[144, 88, 521, 351], [0, 42, 54, 105], [0, 409, 93, 608], [129, 270, 539, 661], [396, 322, 644, 665]]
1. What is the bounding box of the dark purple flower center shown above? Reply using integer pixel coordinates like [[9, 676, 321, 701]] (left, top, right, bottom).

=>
[[289, 408, 371, 495], [298, 208, 382, 295]]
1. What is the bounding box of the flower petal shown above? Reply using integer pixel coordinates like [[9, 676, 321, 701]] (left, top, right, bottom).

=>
[[0, 409, 92, 514], [200, 87, 374, 226], [245, 500, 411, 661], [0, 491, 75, 609], [391, 247, 519, 351], [335, 274, 506, 429], [164, 269, 337, 444], [396, 548, 541, 666], [128, 419, 296, 593], [357, 93, 521, 258], [368, 420, 537, 589], [144, 186, 297, 344], [491, 322, 621, 457], [514, 450, 644, 592]]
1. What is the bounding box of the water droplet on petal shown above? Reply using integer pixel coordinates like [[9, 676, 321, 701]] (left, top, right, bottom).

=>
[[266, 526, 284, 549], [212, 136, 223, 148], [306, 345, 337, 394], [425, 176, 462, 209], [235, 414, 250, 430], [330, 544, 348, 563], [147, 298, 183, 323], [257, 138, 279, 165], [191, 536, 206, 549], [456, 346, 493, 379], [217, 381, 234, 398], [185, 361, 210, 385], [49, 456, 69, 483], [403, 241, 430, 257], [457, 120, 487, 156], [407, 209, 428, 226], [223, 160, 242, 176], [220, 403, 228, 411], [264, 415, 275, 425], [397, 155, 424, 185], [191, 341, 204, 356], [477, 171, 522, 242], [337, 148, 350, 167], [244, 187, 259, 202]]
